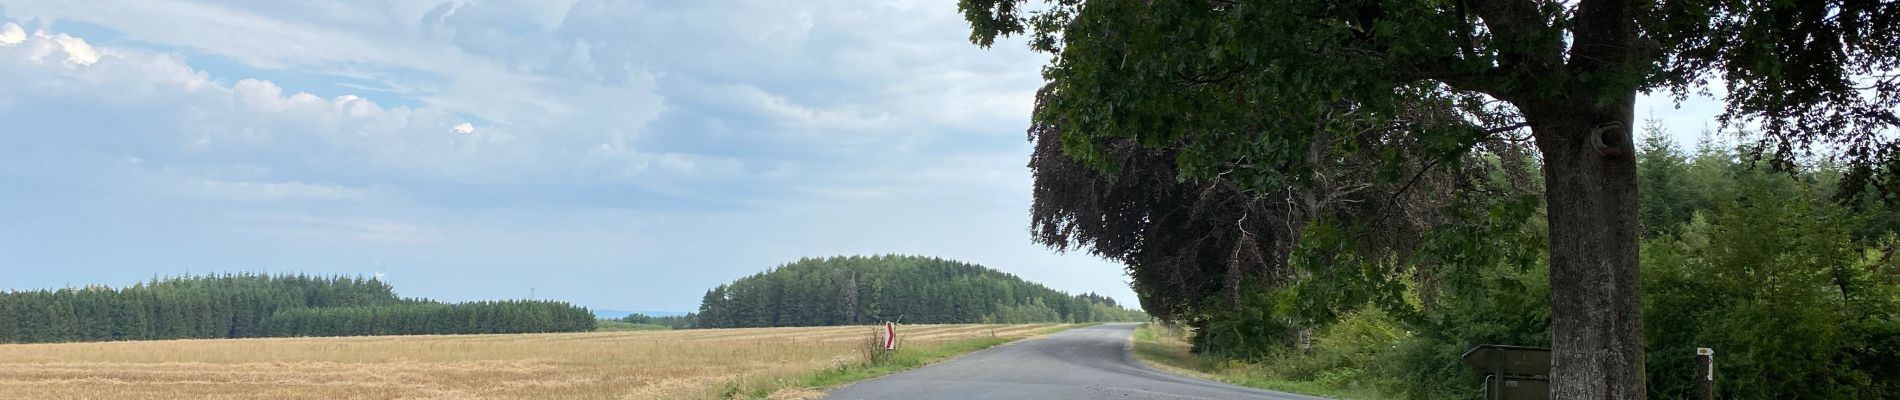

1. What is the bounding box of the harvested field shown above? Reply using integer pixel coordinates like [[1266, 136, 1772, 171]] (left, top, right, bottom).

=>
[[0, 323, 1067, 400]]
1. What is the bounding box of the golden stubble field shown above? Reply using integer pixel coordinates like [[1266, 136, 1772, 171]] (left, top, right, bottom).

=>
[[0, 323, 1065, 400]]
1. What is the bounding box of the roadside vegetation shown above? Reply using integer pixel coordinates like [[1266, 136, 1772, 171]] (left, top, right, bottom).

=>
[[1132, 323, 1396, 400], [0, 323, 1069, 399], [719, 323, 1082, 399], [1125, 128, 1900, 398]]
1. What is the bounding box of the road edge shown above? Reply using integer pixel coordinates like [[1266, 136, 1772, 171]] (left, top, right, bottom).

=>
[[1125, 322, 1344, 400], [1123, 322, 1255, 386], [783, 323, 1097, 399]]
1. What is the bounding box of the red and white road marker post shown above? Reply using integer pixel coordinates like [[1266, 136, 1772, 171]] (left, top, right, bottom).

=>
[[883, 321, 897, 350]]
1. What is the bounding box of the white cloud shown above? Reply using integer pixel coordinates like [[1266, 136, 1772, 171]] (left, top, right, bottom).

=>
[[12, 30, 101, 67], [73, 155, 375, 203], [741, 85, 893, 131], [243, 214, 442, 245], [0, 22, 591, 184], [0, 23, 24, 46], [651, 153, 744, 178], [0, 1, 1049, 200], [0, 1, 666, 140], [45, 32, 100, 66], [0, 0, 1043, 179], [190, 178, 368, 201], [232, 78, 293, 112], [0, 2, 1154, 308]]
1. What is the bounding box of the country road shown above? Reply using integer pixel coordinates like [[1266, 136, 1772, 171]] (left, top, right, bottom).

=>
[[826, 323, 1327, 400]]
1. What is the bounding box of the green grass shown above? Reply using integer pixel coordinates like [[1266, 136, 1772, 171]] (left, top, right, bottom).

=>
[[594, 320, 671, 332], [719, 324, 1088, 399], [1130, 323, 1397, 400], [791, 335, 1011, 389]]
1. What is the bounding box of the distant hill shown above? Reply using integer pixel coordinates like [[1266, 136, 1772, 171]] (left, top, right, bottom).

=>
[[593, 310, 689, 319], [695, 255, 1144, 328]]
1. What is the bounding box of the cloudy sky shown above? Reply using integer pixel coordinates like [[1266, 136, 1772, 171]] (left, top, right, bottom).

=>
[[0, 1, 1720, 312]]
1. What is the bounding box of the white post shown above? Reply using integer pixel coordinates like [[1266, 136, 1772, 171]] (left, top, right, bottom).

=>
[[884, 321, 897, 350]]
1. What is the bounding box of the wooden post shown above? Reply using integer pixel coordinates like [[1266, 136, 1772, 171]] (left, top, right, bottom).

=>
[[1490, 348, 1505, 400], [1696, 347, 1715, 400]]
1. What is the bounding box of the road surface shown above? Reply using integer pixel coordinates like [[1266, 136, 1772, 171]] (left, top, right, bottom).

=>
[[826, 323, 1327, 400]]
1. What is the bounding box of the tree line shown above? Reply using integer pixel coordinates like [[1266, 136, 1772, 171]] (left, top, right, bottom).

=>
[[617, 312, 697, 329], [265, 300, 596, 337], [693, 255, 1145, 328], [0, 273, 595, 343]]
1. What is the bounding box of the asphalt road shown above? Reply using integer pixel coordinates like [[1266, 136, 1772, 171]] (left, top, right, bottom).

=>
[[826, 323, 1328, 400]]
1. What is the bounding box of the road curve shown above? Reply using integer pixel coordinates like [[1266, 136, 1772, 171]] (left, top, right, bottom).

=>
[[825, 323, 1327, 400]]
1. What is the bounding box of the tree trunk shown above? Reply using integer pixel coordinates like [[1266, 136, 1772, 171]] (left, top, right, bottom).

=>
[[1524, 95, 1647, 399]]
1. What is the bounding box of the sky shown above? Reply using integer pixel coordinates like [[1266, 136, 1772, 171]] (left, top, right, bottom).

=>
[[0, 1, 1722, 313]]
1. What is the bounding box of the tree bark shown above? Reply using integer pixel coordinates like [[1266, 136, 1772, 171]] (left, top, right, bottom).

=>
[[1524, 94, 1647, 399]]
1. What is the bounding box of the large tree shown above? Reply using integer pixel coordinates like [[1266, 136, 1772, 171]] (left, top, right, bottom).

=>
[[962, 0, 1898, 398]]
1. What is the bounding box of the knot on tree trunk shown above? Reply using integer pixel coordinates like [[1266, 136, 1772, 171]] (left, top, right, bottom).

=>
[[1590, 121, 1630, 157]]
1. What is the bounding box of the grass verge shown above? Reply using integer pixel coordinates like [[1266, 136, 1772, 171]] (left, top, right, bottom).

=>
[[718, 324, 1087, 399], [1130, 323, 1396, 400]]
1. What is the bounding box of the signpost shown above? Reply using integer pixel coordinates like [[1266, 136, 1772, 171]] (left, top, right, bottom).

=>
[[1696, 347, 1715, 400], [1461, 344, 1552, 400], [884, 322, 897, 351]]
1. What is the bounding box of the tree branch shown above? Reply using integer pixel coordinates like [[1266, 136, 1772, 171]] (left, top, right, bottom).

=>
[[1465, 0, 1566, 83]]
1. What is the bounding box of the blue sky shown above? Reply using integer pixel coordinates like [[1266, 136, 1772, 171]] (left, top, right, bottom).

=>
[[0, 1, 1722, 312]]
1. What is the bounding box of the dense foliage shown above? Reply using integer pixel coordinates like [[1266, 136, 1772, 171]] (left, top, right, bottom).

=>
[[964, 0, 1899, 396], [1163, 126, 1900, 399], [1632, 130, 1900, 398], [1017, 95, 1535, 356], [694, 255, 1145, 328], [0, 274, 595, 343]]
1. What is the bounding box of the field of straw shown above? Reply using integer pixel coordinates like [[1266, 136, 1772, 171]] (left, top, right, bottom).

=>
[[0, 323, 1065, 400]]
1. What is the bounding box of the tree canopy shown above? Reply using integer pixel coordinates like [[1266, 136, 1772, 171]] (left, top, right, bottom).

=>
[[963, 0, 1896, 179]]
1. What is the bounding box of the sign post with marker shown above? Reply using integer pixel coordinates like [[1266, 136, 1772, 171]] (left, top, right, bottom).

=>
[[884, 322, 897, 351], [1696, 347, 1714, 400]]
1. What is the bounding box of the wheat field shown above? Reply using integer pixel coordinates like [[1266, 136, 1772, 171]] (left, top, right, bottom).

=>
[[0, 323, 1065, 400]]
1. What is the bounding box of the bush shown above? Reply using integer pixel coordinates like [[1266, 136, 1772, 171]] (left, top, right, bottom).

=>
[[1282, 308, 1408, 393], [1190, 286, 1301, 360], [1386, 257, 1550, 399]]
